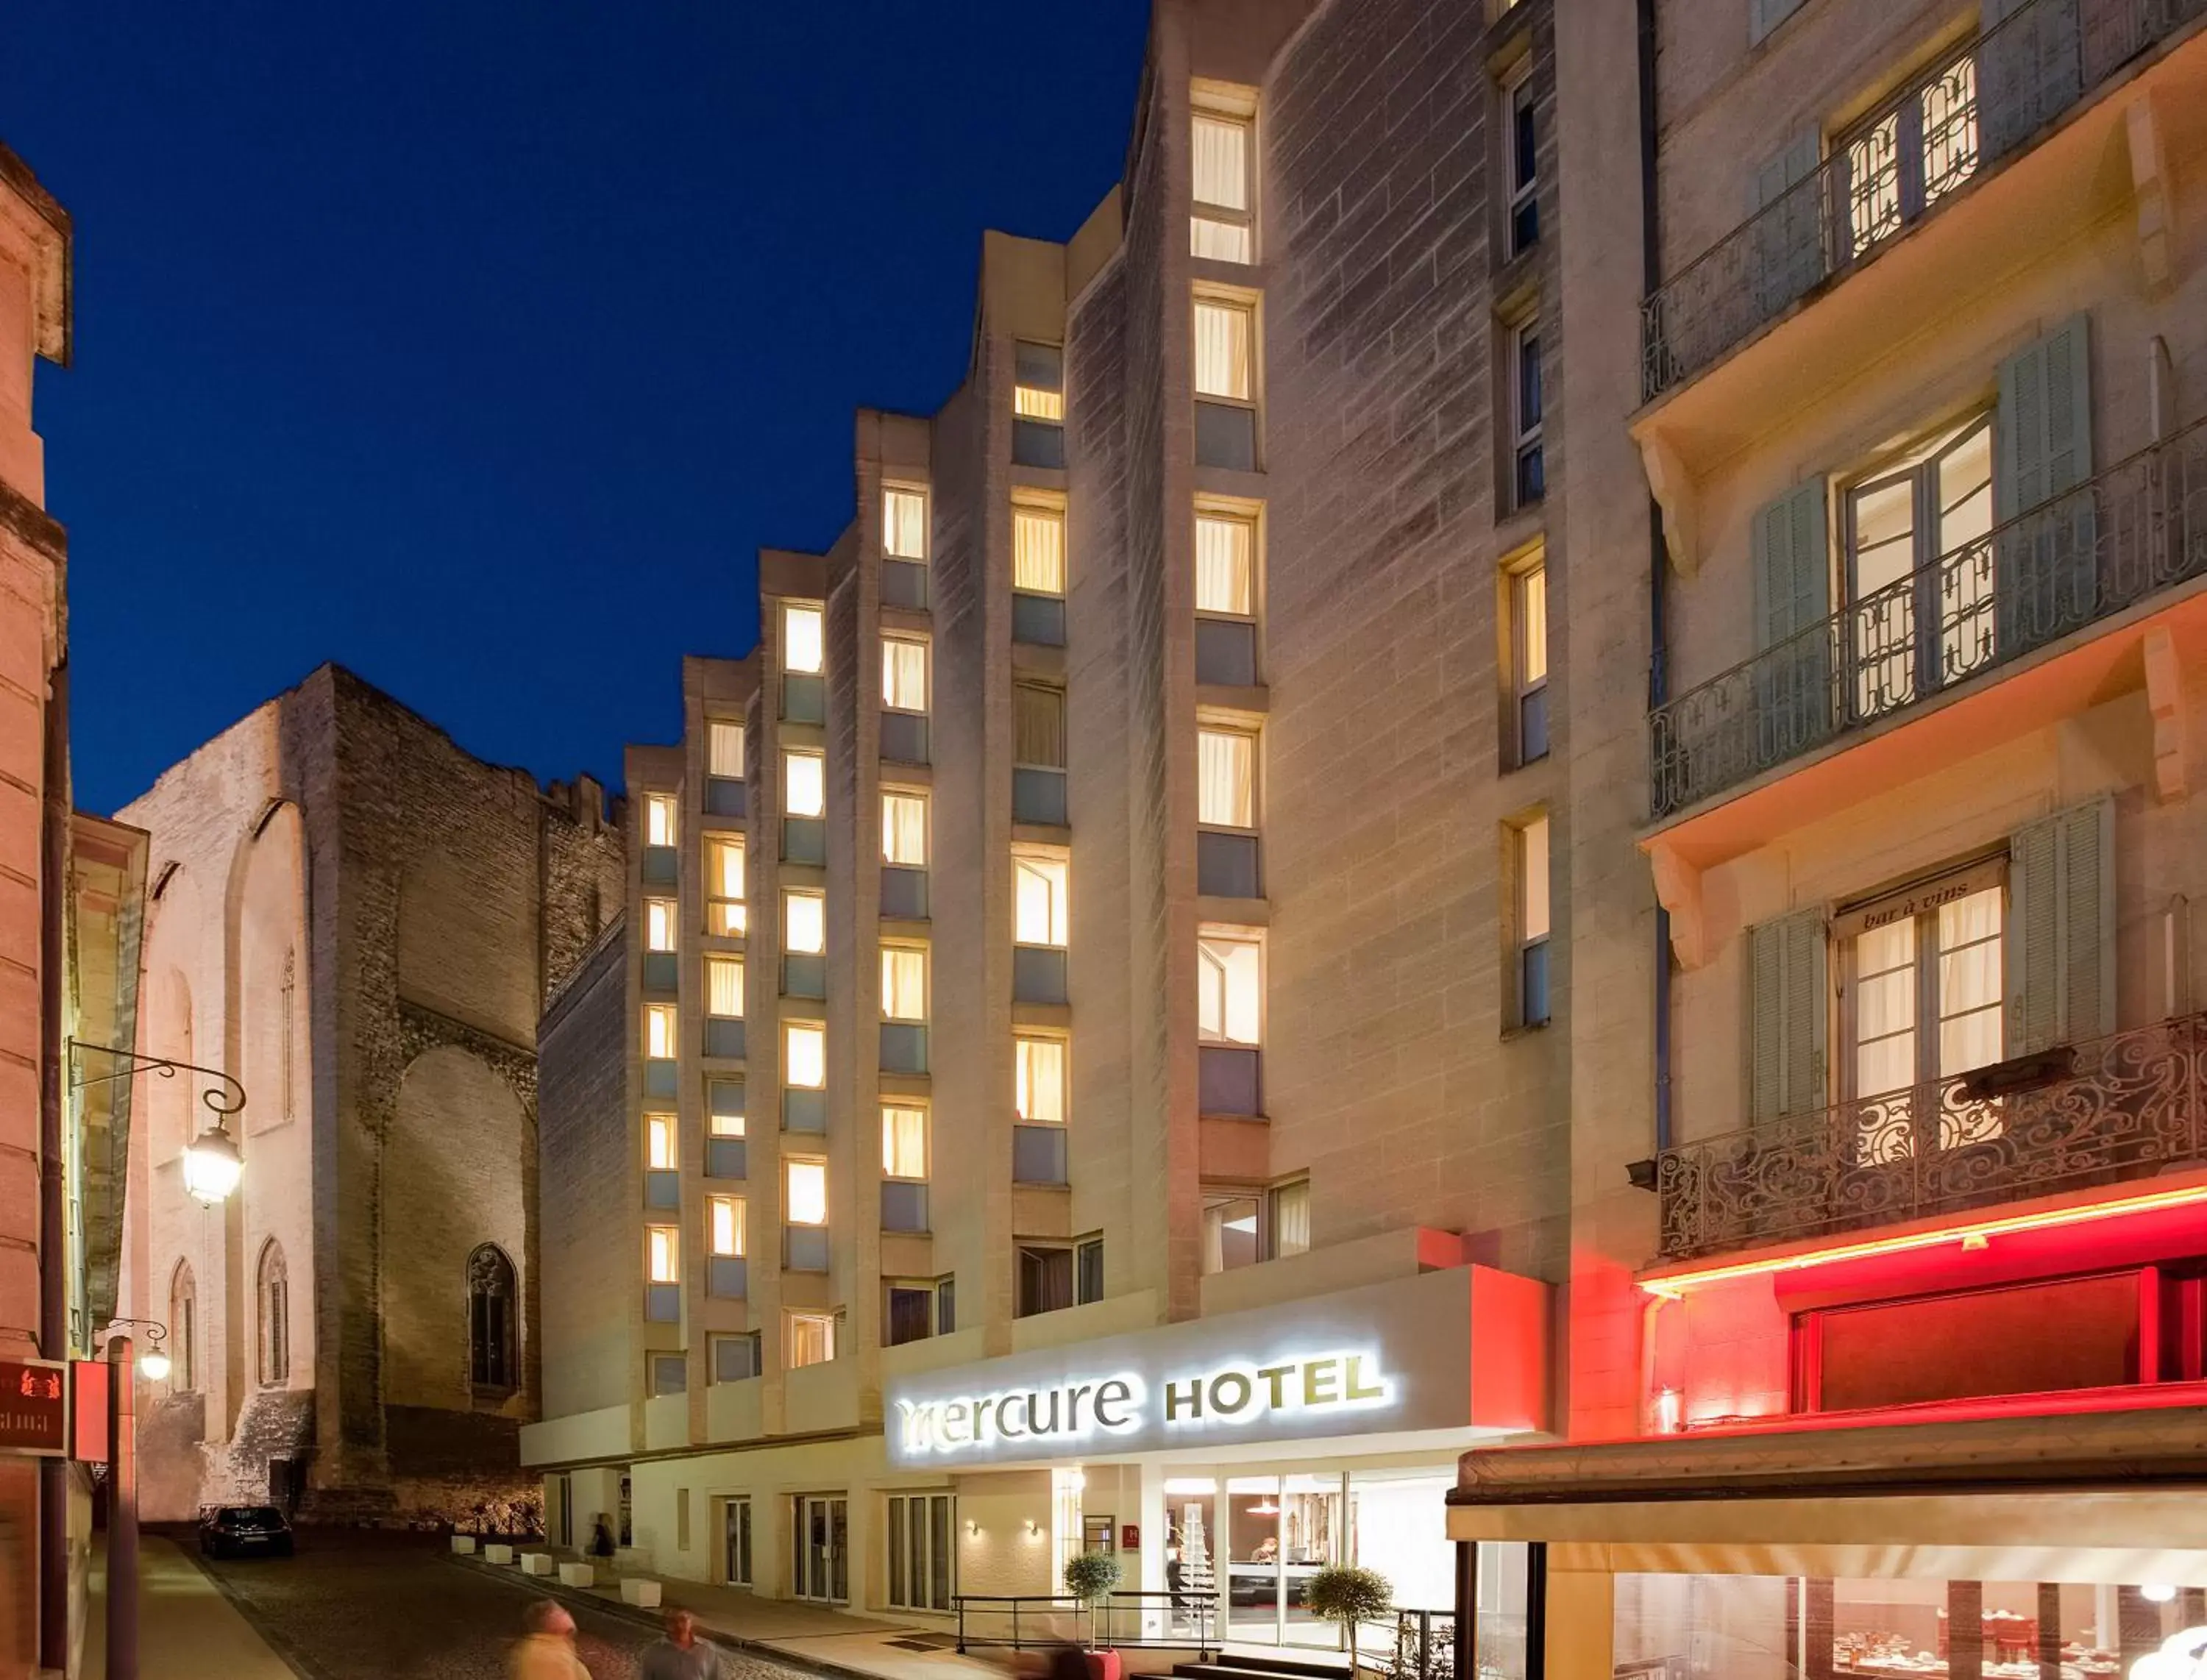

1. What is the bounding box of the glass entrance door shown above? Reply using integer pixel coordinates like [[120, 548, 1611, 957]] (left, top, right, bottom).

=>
[[1226, 1476, 1283, 1639], [792, 1494, 848, 1602], [722, 1497, 752, 1587]]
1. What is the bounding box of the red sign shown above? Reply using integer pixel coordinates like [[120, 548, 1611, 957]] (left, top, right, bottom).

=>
[[0, 1359, 67, 1456], [1120, 1524, 1140, 1551], [70, 1360, 110, 1464]]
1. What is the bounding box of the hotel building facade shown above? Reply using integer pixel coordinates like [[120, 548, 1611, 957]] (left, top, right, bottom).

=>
[[527, 0, 1655, 1648], [1451, 1, 2207, 1677]]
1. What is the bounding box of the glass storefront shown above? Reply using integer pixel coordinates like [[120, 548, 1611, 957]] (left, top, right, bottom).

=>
[[1614, 1573, 2207, 1680]]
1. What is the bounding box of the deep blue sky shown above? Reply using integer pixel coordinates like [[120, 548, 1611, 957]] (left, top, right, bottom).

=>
[[4, 1, 1148, 814]]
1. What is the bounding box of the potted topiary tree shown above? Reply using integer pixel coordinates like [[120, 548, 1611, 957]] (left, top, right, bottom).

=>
[[1063, 1549, 1125, 1680], [1304, 1564, 1393, 1676]]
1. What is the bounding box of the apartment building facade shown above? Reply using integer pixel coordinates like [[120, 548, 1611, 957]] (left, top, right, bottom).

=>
[[527, 0, 1655, 1642], [1451, 1, 2207, 1676]]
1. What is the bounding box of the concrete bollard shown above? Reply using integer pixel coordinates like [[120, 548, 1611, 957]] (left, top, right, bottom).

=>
[[485, 1544, 516, 1565], [557, 1562, 597, 1588], [520, 1553, 555, 1576], [619, 1578, 663, 1609], [450, 1536, 477, 1555]]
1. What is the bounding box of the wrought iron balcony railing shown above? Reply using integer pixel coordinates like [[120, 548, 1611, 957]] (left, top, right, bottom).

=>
[[1641, 0, 2206, 404], [1657, 1013, 2207, 1261], [1650, 415, 2207, 821]]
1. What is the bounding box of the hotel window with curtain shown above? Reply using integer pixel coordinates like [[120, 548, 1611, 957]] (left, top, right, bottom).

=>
[[708, 836, 746, 936], [647, 1225, 680, 1285], [1194, 294, 1258, 471], [783, 749, 825, 819], [1514, 814, 1551, 1028], [782, 602, 825, 674], [1265, 1178, 1310, 1260], [707, 954, 744, 1019], [709, 1195, 746, 1258], [883, 485, 928, 563], [882, 1103, 927, 1181], [785, 1158, 828, 1226], [1012, 684, 1067, 826], [1510, 552, 1549, 765], [1014, 854, 1070, 949], [1198, 935, 1262, 1047], [784, 1022, 825, 1092], [881, 944, 927, 1024], [644, 794, 678, 847], [1198, 727, 1256, 830], [646, 1113, 676, 1171], [882, 637, 928, 713], [644, 1003, 677, 1060], [708, 720, 745, 780], [1013, 499, 1067, 596], [786, 1310, 836, 1369], [882, 791, 927, 868], [1014, 342, 1064, 421], [1015, 1035, 1067, 1124], [1201, 1192, 1261, 1273], [1191, 107, 1254, 262], [1195, 509, 1254, 616], [645, 897, 677, 953], [783, 890, 825, 956]]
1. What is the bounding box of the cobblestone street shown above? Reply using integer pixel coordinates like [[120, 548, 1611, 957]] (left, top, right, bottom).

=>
[[186, 1532, 816, 1680]]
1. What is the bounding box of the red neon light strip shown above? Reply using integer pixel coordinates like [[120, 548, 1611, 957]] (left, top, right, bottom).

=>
[[1639, 1181, 2207, 1295]]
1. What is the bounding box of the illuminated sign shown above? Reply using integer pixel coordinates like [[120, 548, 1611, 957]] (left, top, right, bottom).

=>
[[0, 1359, 67, 1457], [895, 1350, 1392, 1456]]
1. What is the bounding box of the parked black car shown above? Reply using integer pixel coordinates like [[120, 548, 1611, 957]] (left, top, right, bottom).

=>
[[198, 1505, 294, 1559]]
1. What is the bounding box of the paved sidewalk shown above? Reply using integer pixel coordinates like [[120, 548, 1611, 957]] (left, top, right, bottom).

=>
[[84, 1534, 298, 1680], [450, 1551, 1021, 1680]]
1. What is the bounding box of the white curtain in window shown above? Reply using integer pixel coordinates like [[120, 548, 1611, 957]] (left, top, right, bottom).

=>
[[785, 1023, 825, 1089], [880, 947, 927, 1022], [1852, 919, 1917, 1100], [1195, 514, 1253, 614], [646, 795, 677, 847], [708, 956, 744, 1019], [784, 750, 825, 818], [1517, 565, 1548, 687], [884, 488, 927, 560], [1193, 114, 1249, 212], [882, 792, 927, 866], [645, 1005, 676, 1059], [1198, 730, 1254, 827], [1271, 1181, 1310, 1257], [1193, 301, 1251, 400], [708, 721, 744, 779], [881, 1106, 927, 1178], [647, 1114, 675, 1170], [1518, 815, 1551, 942], [646, 899, 675, 953], [1197, 938, 1262, 1044], [1015, 1037, 1066, 1124], [788, 1311, 835, 1367], [882, 638, 928, 711], [1014, 508, 1067, 593], [785, 1161, 828, 1226], [1938, 886, 2004, 1075], [710, 1196, 746, 1256], [783, 892, 825, 955], [1014, 856, 1068, 945], [648, 1227, 678, 1284], [782, 602, 825, 673]]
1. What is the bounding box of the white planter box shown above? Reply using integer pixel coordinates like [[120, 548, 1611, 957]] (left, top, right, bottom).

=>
[[558, 1562, 597, 1588], [485, 1545, 516, 1565], [449, 1536, 477, 1555], [619, 1578, 663, 1609], [520, 1553, 555, 1576]]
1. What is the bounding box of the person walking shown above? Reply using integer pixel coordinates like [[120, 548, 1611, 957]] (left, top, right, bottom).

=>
[[508, 1600, 591, 1680], [639, 1608, 724, 1680], [589, 1515, 616, 1559]]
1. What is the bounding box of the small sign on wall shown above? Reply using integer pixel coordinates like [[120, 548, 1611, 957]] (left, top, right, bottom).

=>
[[1120, 1524, 1140, 1551], [0, 1359, 67, 1457]]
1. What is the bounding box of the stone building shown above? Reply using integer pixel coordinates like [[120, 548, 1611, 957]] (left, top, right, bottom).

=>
[[1450, 0, 2207, 1675], [118, 663, 622, 1525], [530, 0, 1653, 1638]]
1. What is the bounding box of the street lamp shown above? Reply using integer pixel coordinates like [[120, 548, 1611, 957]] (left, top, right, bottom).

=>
[[68, 1037, 247, 1206], [93, 1317, 173, 1680]]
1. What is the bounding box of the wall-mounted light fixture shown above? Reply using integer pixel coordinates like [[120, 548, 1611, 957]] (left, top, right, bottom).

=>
[[70, 1039, 248, 1206]]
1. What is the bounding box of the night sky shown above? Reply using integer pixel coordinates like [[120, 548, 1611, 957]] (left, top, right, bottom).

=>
[[3, 1, 1149, 814]]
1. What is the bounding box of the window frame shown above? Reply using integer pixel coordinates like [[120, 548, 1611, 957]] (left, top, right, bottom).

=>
[[1012, 494, 1069, 597], [783, 1021, 827, 1092], [644, 793, 678, 848], [1836, 864, 2008, 1109], [1502, 56, 1539, 256], [706, 953, 744, 1021], [1263, 1178, 1311, 1261], [1014, 1033, 1068, 1125], [781, 601, 825, 675], [1510, 319, 1545, 510], [880, 942, 928, 1025], [1193, 290, 1258, 407], [883, 485, 930, 563], [1196, 930, 1264, 1047], [648, 1352, 689, 1398], [1196, 723, 1259, 833], [1075, 1236, 1105, 1306], [782, 889, 826, 956], [1508, 549, 1549, 766], [1190, 105, 1256, 263], [1201, 1188, 1265, 1275], [645, 1112, 677, 1171], [786, 1309, 838, 1369], [783, 1156, 828, 1228], [644, 897, 678, 954], [884, 1281, 942, 1347], [881, 634, 930, 716], [707, 835, 747, 936], [1015, 1243, 1076, 1319], [1513, 813, 1552, 1030], [708, 719, 746, 780], [881, 1102, 928, 1182], [644, 1003, 678, 1060], [1193, 504, 1259, 620], [1013, 341, 1066, 423], [783, 747, 826, 819], [1012, 850, 1071, 949], [646, 1224, 680, 1286], [708, 1194, 747, 1259], [882, 789, 928, 869]]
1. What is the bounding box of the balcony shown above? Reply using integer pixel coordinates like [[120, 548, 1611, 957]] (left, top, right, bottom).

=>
[[1652, 417, 2207, 822], [1643, 0, 2205, 405], [1655, 1013, 2207, 1261]]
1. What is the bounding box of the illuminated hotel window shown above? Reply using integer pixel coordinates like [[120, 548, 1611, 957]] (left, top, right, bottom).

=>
[[1192, 109, 1254, 262], [707, 836, 746, 935], [645, 898, 677, 953], [882, 791, 928, 867], [708, 720, 745, 780], [782, 602, 825, 674], [783, 749, 825, 818], [1014, 1036, 1066, 1125], [783, 891, 825, 956], [881, 1104, 927, 1181], [884, 486, 928, 562], [783, 1023, 825, 1091], [645, 1114, 675, 1171], [644, 794, 678, 847], [1014, 501, 1067, 595], [784, 1159, 828, 1226], [644, 1003, 677, 1059], [708, 1195, 746, 1258]]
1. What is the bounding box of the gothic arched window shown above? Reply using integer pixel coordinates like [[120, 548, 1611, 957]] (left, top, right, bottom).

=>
[[257, 1240, 289, 1386], [469, 1245, 517, 1391], [169, 1260, 197, 1390]]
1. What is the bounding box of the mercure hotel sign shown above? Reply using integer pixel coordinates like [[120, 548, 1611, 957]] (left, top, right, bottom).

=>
[[883, 1263, 1551, 1468]]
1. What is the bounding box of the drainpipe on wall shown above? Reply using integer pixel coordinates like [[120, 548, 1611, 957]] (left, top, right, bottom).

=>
[[38, 656, 69, 1674], [1639, 0, 1673, 1158]]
